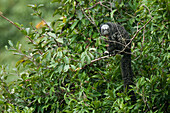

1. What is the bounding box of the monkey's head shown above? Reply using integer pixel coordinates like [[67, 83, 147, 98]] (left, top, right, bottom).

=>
[[100, 23, 111, 38]]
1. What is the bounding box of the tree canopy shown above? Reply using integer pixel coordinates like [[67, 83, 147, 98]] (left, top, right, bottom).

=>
[[0, 0, 169, 112]]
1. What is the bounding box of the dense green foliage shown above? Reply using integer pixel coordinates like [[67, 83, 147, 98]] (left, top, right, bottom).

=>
[[0, 0, 169, 112], [0, 0, 59, 68], [0, 0, 57, 47]]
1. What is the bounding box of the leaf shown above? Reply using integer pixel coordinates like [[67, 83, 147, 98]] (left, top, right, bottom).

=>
[[89, 48, 96, 51], [38, 4, 44, 8], [21, 29, 27, 35], [88, 52, 94, 59], [46, 51, 51, 61], [70, 20, 79, 30], [50, 87, 55, 96], [38, 97, 41, 103], [86, 54, 91, 64], [76, 10, 83, 20], [27, 4, 37, 8], [57, 51, 63, 58], [16, 42, 22, 50], [56, 38, 63, 44], [110, 9, 117, 18], [81, 56, 85, 65], [15, 59, 24, 67], [8, 40, 13, 47], [5, 45, 8, 50], [70, 65, 76, 70], [64, 65, 70, 72], [58, 65, 63, 73], [64, 56, 69, 64]]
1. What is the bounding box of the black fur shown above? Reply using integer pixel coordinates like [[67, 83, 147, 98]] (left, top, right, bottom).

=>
[[100, 22, 136, 102]]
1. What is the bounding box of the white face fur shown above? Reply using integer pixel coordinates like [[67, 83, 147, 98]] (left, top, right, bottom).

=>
[[101, 24, 110, 36]]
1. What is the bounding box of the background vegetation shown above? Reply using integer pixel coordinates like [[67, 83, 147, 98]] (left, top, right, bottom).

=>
[[0, 0, 169, 112], [0, 0, 58, 68]]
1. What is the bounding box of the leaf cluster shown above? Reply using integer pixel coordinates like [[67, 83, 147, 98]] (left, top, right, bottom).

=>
[[0, 0, 169, 112]]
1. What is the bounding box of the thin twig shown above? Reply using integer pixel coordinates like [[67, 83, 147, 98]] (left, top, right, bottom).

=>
[[99, 1, 112, 11], [33, 9, 53, 31], [75, 0, 100, 33], [0, 13, 34, 44], [0, 13, 43, 55], [142, 26, 145, 46], [102, 38, 131, 49], [118, 5, 153, 54], [0, 13, 21, 30], [78, 4, 153, 70], [84, 2, 101, 10], [84, 1, 111, 11]]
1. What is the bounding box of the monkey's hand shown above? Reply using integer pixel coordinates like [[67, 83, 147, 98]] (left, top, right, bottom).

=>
[[104, 51, 109, 55]]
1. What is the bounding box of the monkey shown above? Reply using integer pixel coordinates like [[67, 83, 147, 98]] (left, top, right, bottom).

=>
[[100, 22, 131, 55], [100, 22, 136, 102]]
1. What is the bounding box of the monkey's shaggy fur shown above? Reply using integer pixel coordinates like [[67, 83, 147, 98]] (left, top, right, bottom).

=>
[[100, 22, 135, 101]]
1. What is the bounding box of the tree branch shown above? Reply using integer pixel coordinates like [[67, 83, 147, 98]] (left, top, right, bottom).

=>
[[0, 12, 43, 55], [118, 4, 153, 54], [75, 0, 100, 33]]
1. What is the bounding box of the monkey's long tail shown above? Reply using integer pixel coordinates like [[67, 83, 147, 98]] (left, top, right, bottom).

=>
[[120, 54, 136, 103]]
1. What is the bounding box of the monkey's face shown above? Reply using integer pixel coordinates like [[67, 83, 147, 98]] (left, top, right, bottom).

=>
[[100, 24, 110, 37]]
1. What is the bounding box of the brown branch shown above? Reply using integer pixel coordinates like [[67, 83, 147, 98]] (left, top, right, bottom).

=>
[[0, 13, 35, 44], [0, 13, 21, 30], [99, 1, 112, 11], [77, 4, 153, 71], [84, 1, 111, 11], [142, 26, 146, 46], [79, 54, 115, 71], [33, 9, 53, 31], [0, 12, 43, 55], [84, 2, 101, 10], [75, 0, 100, 33], [118, 5, 153, 54], [102, 38, 131, 50]]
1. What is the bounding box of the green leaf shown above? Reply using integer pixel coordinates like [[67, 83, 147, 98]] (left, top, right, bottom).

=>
[[110, 9, 117, 18], [89, 48, 96, 51], [57, 51, 63, 58], [21, 29, 27, 35], [50, 87, 55, 96], [56, 38, 63, 44], [70, 65, 76, 70], [8, 40, 13, 47], [27, 4, 36, 8], [38, 97, 41, 103], [58, 65, 63, 73], [25, 28, 30, 35], [5, 45, 8, 50], [76, 10, 83, 20], [38, 4, 44, 8], [70, 20, 79, 30], [86, 54, 91, 64], [64, 56, 70, 64], [88, 52, 94, 59], [64, 65, 69, 72]]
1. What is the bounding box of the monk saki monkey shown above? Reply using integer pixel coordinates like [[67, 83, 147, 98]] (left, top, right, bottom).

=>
[[100, 22, 136, 102]]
